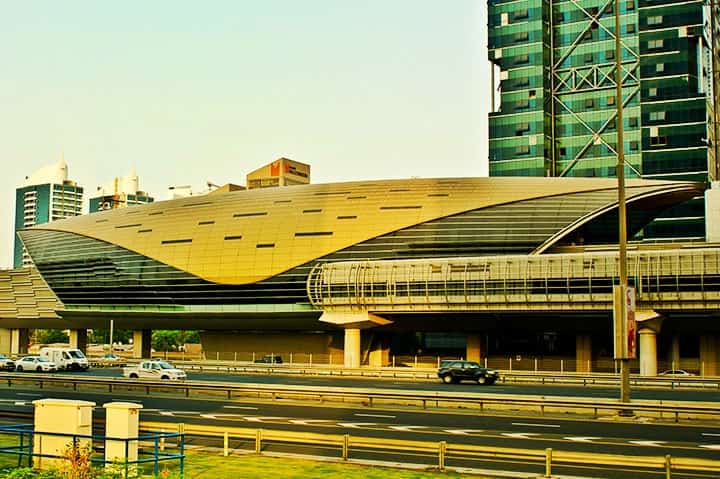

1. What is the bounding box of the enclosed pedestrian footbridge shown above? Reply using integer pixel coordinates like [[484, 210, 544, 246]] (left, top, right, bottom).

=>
[[307, 246, 720, 313]]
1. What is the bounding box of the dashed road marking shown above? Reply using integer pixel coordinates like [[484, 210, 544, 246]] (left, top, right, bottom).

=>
[[702, 433, 720, 437], [289, 419, 333, 425], [13, 402, 27, 406], [354, 413, 395, 419], [16, 393, 41, 397], [223, 406, 259, 410], [242, 416, 284, 422], [444, 429, 485, 435], [337, 422, 377, 428], [564, 437, 600, 443], [629, 441, 666, 447], [502, 432, 540, 439], [389, 425, 428, 432], [699, 444, 720, 450]]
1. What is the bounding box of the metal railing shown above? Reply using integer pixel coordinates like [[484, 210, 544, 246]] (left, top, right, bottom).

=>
[[307, 248, 720, 311], [1, 374, 718, 422], [0, 423, 184, 476], [142, 421, 720, 478]]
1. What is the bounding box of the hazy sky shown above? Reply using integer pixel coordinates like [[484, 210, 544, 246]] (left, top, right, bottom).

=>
[[0, 1, 489, 268]]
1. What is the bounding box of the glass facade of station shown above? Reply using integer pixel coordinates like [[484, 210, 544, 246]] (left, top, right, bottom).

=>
[[488, 0, 720, 240]]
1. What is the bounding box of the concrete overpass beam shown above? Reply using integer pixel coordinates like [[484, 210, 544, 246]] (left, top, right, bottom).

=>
[[68, 329, 87, 353], [132, 330, 152, 359], [466, 334, 482, 363], [344, 328, 361, 368], [11, 329, 29, 355], [639, 329, 658, 376], [575, 335, 592, 373], [700, 335, 719, 376]]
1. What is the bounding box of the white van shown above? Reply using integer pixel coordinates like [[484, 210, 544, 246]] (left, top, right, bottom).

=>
[[39, 348, 90, 371]]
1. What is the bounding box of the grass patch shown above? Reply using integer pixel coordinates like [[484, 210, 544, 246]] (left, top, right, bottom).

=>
[[178, 452, 473, 478]]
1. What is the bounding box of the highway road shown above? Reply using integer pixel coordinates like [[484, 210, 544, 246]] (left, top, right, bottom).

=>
[[0, 369, 717, 478], [72, 366, 720, 402]]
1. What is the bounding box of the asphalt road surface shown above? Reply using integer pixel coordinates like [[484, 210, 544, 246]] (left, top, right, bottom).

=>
[[0, 369, 718, 479]]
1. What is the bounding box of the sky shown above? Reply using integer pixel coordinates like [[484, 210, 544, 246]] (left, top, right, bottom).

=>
[[0, 0, 489, 268]]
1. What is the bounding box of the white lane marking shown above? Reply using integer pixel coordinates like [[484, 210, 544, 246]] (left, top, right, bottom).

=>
[[565, 437, 600, 443], [512, 423, 561, 428], [289, 419, 333, 425], [159, 411, 174, 416], [702, 433, 720, 437], [158, 411, 198, 416], [444, 429, 485, 435], [389, 425, 428, 432], [13, 402, 27, 406], [337, 422, 377, 428], [242, 416, 284, 423], [699, 444, 720, 450], [502, 433, 540, 439], [16, 393, 42, 397], [223, 406, 258, 410], [629, 441, 666, 447], [200, 414, 246, 420], [354, 413, 396, 419]]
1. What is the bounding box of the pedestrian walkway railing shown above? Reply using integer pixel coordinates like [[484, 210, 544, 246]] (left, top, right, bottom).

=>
[[0, 423, 184, 477]]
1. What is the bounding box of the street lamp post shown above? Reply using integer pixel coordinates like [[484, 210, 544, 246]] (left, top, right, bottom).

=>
[[614, 0, 632, 410]]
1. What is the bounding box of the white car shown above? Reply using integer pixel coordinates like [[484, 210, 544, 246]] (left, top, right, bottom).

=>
[[15, 356, 57, 372], [123, 360, 186, 380]]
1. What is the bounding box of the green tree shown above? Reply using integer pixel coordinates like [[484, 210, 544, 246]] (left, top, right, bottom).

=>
[[34, 329, 68, 345], [152, 330, 180, 351]]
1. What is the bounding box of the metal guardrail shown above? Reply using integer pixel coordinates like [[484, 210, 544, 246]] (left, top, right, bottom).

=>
[[142, 420, 720, 478], [171, 360, 720, 389], [1, 373, 719, 422]]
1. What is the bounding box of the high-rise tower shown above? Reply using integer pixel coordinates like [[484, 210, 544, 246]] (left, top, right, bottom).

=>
[[14, 158, 84, 267], [488, 0, 720, 240], [89, 167, 154, 212]]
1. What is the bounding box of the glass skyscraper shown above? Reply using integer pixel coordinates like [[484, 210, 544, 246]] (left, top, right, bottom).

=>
[[488, 0, 720, 240]]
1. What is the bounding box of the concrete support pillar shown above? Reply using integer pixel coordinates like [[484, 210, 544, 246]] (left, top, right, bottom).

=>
[[368, 335, 390, 368], [639, 329, 658, 376], [68, 329, 88, 353], [132, 330, 152, 359], [466, 334, 482, 363], [344, 328, 361, 368], [33, 399, 95, 470], [0, 329, 12, 355], [575, 334, 592, 373], [10, 328, 29, 355], [699, 335, 720, 376], [669, 335, 681, 370], [104, 402, 143, 476]]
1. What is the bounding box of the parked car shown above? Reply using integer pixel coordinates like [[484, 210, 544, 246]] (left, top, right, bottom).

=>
[[0, 354, 15, 371], [659, 369, 694, 377], [93, 353, 127, 367], [437, 360, 498, 385], [254, 355, 283, 364], [15, 356, 57, 372]]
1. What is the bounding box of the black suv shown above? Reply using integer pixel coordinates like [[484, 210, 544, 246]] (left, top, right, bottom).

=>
[[254, 355, 283, 364], [437, 360, 498, 385]]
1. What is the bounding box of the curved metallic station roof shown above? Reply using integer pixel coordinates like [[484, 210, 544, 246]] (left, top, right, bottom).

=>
[[22, 177, 703, 285]]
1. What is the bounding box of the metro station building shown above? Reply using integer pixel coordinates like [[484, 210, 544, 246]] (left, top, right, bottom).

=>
[[9, 176, 720, 375]]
